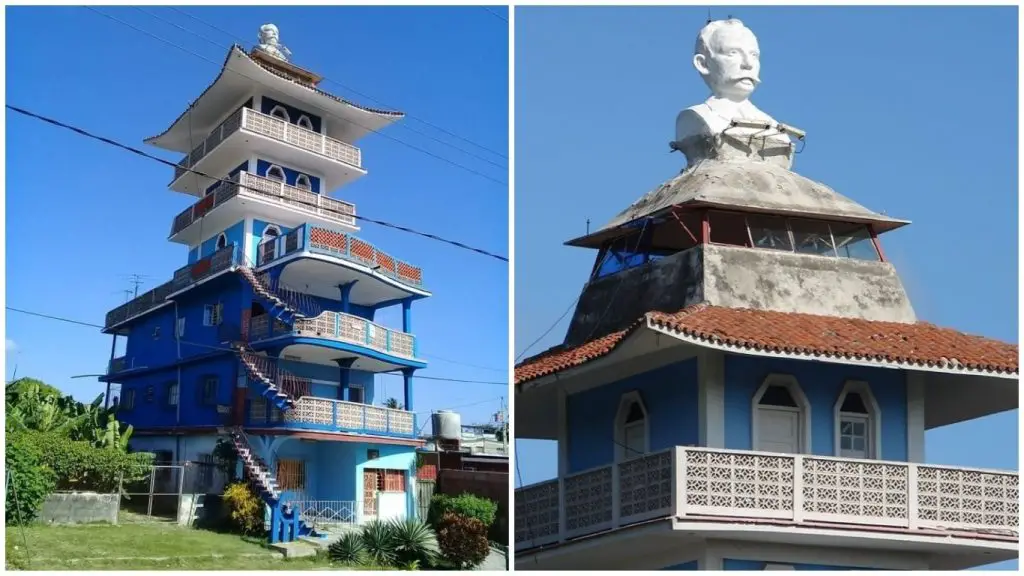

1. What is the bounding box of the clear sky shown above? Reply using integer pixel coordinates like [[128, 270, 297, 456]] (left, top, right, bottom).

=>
[[5, 6, 509, 428], [514, 6, 1017, 569]]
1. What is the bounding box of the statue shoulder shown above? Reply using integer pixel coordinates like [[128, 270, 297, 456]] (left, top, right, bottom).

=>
[[675, 105, 716, 143]]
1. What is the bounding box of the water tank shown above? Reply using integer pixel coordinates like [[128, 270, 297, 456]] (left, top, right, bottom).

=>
[[432, 410, 462, 441]]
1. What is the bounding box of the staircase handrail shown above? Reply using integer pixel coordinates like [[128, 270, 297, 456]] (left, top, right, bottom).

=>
[[237, 250, 323, 319]]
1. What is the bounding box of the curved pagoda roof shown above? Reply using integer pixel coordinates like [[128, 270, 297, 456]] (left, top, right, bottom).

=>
[[146, 45, 404, 154], [566, 159, 910, 249]]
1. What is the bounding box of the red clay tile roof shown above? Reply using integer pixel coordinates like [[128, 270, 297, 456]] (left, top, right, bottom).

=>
[[514, 304, 1019, 385]]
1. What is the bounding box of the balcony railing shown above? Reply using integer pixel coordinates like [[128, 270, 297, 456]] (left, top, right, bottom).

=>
[[172, 107, 362, 183], [170, 171, 357, 236], [248, 395, 416, 437], [249, 311, 417, 359], [257, 223, 424, 289], [514, 447, 1019, 549], [104, 246, 241, 331]]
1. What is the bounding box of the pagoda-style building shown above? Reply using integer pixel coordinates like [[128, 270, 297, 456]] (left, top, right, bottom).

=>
[[514, 19, 1018, 570], [101, 25, 429, 543]]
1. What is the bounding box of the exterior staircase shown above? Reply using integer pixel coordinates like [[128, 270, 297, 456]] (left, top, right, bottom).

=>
[[229, 427, 316, 543], [236, 345, 296, 411], [237, 265, 322, 326]]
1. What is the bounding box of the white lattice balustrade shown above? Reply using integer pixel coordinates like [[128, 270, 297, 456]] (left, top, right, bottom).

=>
[[513, 447, 1019, 548]]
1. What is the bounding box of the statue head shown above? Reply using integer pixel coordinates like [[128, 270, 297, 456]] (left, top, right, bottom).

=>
[[693, 19, 761, 103], [259, 24, 280, 46]]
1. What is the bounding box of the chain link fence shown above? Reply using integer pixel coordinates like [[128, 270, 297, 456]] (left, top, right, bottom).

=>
[[117, 460, 228, 525]]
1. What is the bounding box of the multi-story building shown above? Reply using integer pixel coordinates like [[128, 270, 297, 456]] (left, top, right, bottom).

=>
[[513, 18, 1018, 572], [100, 25, 429, 543]]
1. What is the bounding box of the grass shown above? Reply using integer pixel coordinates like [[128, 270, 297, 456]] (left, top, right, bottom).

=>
[[4, 522, 345, 570]]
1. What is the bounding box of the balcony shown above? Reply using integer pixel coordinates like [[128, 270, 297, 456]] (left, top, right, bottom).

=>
[[104, 281, 175, 330], [169, 171, 357, 242], [249, 311, 417, 359], [248, 395, 416, 438], [515, 447, 1019, 549], [259, 223, 424, 292], [170, 107, 364, 195]]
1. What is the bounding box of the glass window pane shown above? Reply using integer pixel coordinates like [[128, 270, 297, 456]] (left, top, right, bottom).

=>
[[790, 219, 836, 256], [760, 385, 798, 407], [852, 437, 865, 451], [747, 215, 792, 251], [840, 391, 868, 414], [840, 421, 853, 434], [829, 223, 880, 261], [852, 421, 865, 435], [625, 401, 645, 423], [708, 211, 750, 247], [840, 437, 851, 450]]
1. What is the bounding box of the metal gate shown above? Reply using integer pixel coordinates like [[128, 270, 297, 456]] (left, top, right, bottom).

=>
[[416, 480, 435, 521]]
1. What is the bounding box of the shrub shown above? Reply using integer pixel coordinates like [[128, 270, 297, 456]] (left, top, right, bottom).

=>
[[5, 434, 57, 525], [222, 482, 265, 535], [428, 492, 497, 528], [12, 431, 152, 492], [328, 532, 367, 565], [360, 520, 397, 567], [436, 512, 490, 569], [388, 517, 439, 567]]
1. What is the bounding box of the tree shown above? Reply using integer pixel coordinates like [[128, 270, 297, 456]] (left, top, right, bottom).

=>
[[5, 377, 133, 452], [384, 397, 403, 410]]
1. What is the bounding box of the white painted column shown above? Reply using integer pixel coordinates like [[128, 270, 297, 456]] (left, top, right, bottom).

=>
[[906, 371, 926, 463], [557, 387, 569, 477], [698, 350, 725, 448]]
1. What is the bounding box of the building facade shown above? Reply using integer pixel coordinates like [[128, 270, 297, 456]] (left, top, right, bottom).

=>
[[101, 26, 428, 543], [513, 19, 1018, 571]]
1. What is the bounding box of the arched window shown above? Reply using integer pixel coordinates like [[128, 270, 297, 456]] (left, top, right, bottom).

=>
[[259, 225, 281, 264], [266, 165, 286, 182], [614, 391, 648, 461], [834, 380, 881, 459], [295, 174, 312, 190], [216, 233, 227, 250], [752, 375, 810, 455], [297, 115, 314, 131], [269, 105, 290, 122]]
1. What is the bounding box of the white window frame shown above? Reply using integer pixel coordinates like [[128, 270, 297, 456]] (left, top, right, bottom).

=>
[[176, 318, 186, 339], [751, 374, 812, 455], [259, 224, 282, 262], [833, 380, 882, 459], [613, 391, 649, 462], [295, 174, 312, 190], [266, 165, 286, 182], [203, 303, 223, 327], [269, 105, 290, 122], [297, 115, 314, 131], [216, 233, 228, 250], [167, 382, 179, 407]]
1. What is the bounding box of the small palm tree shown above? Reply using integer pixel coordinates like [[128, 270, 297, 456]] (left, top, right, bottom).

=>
[[388, 518, 439, 566], [360, 520, 397, 567], [384, 397, 403, 410], [328, 532, 367, 565]]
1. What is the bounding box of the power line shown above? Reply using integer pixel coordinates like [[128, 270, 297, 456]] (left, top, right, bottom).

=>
[[6, 104, 508, 262], [6, 306, 508, 386], [85, 7, 508, 187], [419, 353, 506, 374], [514, 294, 580, 363], [166, 6, 508, 162], [482, 7, 509, 24]]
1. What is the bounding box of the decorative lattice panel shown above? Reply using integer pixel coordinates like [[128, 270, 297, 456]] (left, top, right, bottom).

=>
[[389, 411, 414, 434], [350, 238, 375, 265], [337, 402, 363, 429], [246, 109, 287, 141], [324, 138, 361, 166], [366, 323, 387, 351], [515, 480, 560, 546], [564, 466, 613, 536], [376, 252, 397, 277], [339, 314, 366, 344], [801, 458, 908, 525], [365, 406, 388, 432], [619, 450, 673, 521], [916, 466, 1018, 530], [684, 450, 794, 518], [321, 196, 356, 226], [397, 262, 423, 286], [221, 108, 243, 137], [309, 227, 348, 255], [390, 333, 415, 357], [284, 398, 333, 426], [286, 123, 322, 155]]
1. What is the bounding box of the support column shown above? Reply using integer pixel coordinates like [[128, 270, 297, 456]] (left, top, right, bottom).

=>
[[339, 282, 356, 314], [105, 334, 117, 409], [906, 371, 926, 462], [402, 368, 415, 412], [402, 298, 413, 333], [336, 358, 357, 402], [698, 350, 725, 448]]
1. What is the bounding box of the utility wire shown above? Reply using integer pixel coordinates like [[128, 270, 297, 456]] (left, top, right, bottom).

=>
[[514, 295, 580, 363], [166, 6, 508, 162], [85, 7, 508, 187], [419, 353, 506, 374], [482, 7, 509, 24], [7, 306, 508, 386], [6, 104, 507, 262], [137, 6, 507, 171]]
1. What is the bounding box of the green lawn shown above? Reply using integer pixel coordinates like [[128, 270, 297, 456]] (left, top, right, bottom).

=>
[[5, 522, 341, 570]]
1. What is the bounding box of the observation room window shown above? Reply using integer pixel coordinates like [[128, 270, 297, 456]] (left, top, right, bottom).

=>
[[266, 165, 286, 182], [295, 174, 312, 190], [297, 115, 314, 131], [269, 105, 290, 122], [707, 210, 881, 262]]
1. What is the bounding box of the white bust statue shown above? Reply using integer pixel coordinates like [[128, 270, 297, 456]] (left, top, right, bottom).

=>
[[256, 23, 292, 62], [674, 19, 791, 160]]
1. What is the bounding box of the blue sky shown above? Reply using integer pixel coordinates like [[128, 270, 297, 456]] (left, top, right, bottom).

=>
[[514, 6, 1017, 569], [5, 6, 509, 428]]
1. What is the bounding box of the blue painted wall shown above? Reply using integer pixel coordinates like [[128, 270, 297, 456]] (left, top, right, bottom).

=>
[[662, 561, 698, 570], [261, 95, 322, 133], [198, 220, 245, 260], [723, 559, 881, 570], [255, 159, 321, 193], [565, 359, 698, 473], [274, 359, 375, 402], [723, 354, 908, 461], [117, 355, 236, 430], [312, 295, 374, 321], [204, 160, 250, 196]]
